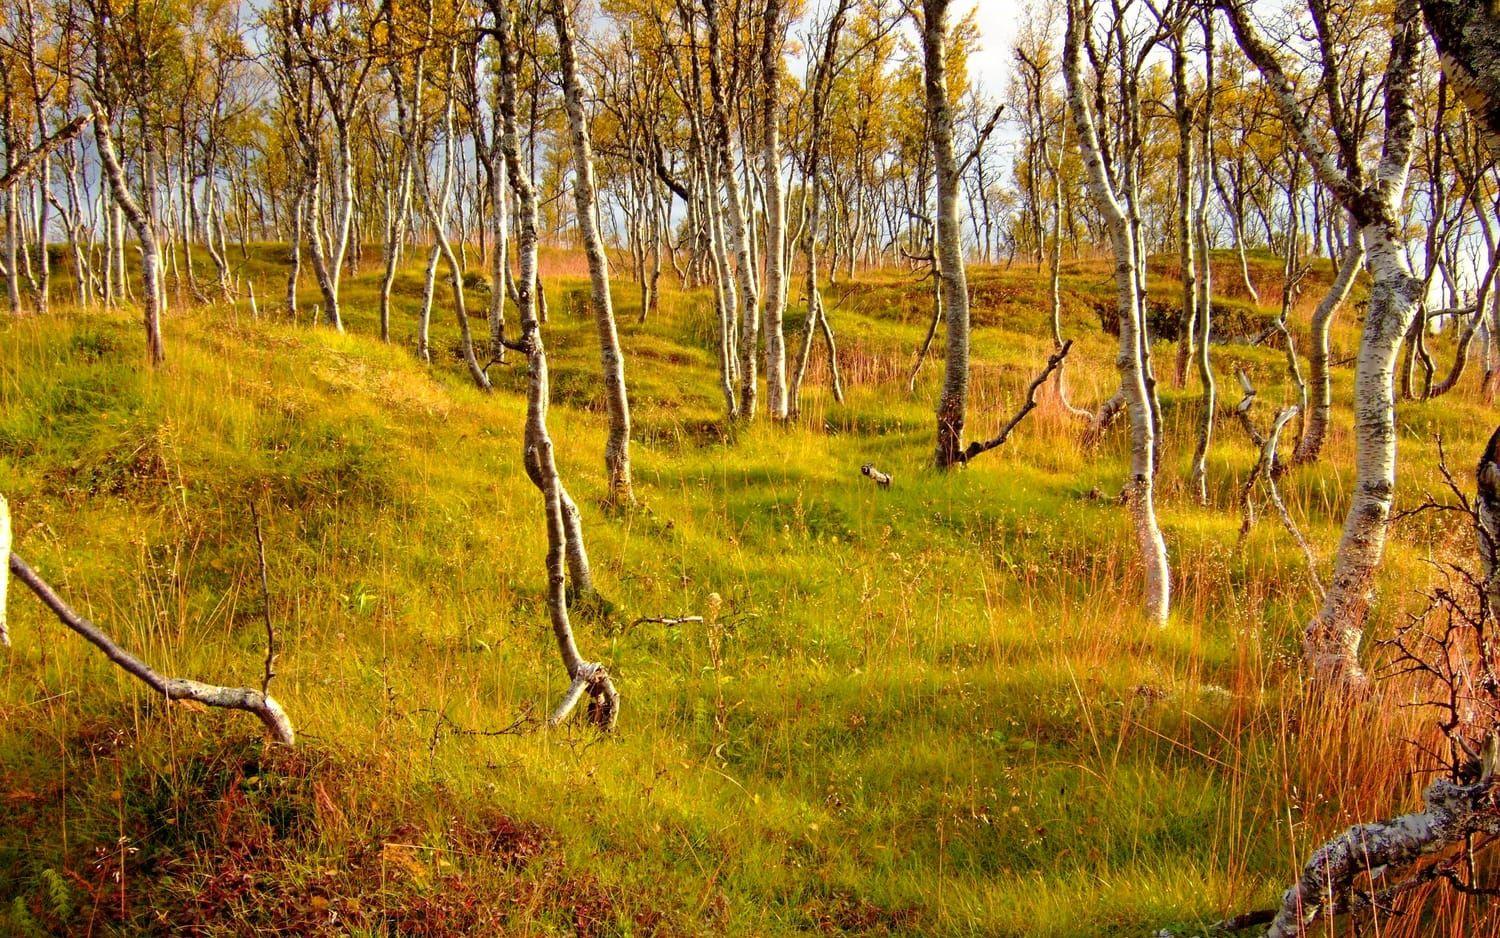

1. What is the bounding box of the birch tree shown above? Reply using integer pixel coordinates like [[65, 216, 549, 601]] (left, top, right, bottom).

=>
[[490, 0, 617, 730], [1222, 0, 1425, 686], [550, 0, 634, 504], [921, 0, 972, 469], [1063, 0, 1170, 625]]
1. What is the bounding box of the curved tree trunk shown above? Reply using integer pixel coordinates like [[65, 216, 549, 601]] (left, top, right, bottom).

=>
[[1292, 216, 1365, 465], [90, 101, 164, 367], [492, 0, 614, 729]]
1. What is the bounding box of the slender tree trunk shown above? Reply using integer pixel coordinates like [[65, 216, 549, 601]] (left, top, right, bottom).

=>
[[705, 0, 761, 419], [924, 0, 971, 469], [91, 102, 164, 366], [1223, 0, 1423, 685], [760, 0, 789, 420], [1189, 12, 1217, 505], [492, 0, 611, 724], [1293, 216, 1365, 464], [551, 0, 633, 503], [1171, 29, 1198, 389], [1304, 226, 1422, 683], [1064, 0, 1170, 625]]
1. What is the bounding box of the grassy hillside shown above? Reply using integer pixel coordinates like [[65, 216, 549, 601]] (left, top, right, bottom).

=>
[[0, 245, 1491, 935]]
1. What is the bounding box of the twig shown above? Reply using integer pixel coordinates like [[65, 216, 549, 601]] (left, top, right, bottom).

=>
[[629, 614, 705, 629], [250, 499, 277, 694], [414, 707, 534, 754], [1261, 406, 1324, 599]]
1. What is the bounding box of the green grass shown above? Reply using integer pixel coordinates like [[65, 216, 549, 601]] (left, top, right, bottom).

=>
[[0, 244, 1490, 935]]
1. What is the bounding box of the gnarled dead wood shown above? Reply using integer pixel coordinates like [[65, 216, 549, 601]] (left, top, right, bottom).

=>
[[1247, 427, 1500, 937], [1264, 766, 1500, 937]]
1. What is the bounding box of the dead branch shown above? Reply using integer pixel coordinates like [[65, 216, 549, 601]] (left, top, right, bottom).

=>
[[416, 707, 534, 754], [1262, 766, 1500, 937], [958, 341, 1072, 464], [1261, 406, 1324, 599], [958, 103, 1006, 175], [5, 548, 295, 745]]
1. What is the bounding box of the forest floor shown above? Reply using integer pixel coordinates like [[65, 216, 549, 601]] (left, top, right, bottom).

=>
[[0, 246, 1493, 936]]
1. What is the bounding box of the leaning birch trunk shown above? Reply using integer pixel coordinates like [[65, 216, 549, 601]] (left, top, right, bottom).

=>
[[923, 0, 971, 469], [551, 0, 634, 504], [759, 0, 789, 421], [90, 101, 164, 367], [2, 496, 292, 743], [1064, 0, 1170, 625], [1292, 216, 1364, 465], [1264, 767, 1500, 938], [492, 0, 615, 730]]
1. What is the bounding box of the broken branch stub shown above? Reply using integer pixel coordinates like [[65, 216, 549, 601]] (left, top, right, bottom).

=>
[[547, 660, 619, 731], [6, 552, 295, 745]]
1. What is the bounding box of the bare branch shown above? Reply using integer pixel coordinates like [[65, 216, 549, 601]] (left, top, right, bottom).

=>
[[7, 553, 295, 744], [958, 341, 1073, 464]]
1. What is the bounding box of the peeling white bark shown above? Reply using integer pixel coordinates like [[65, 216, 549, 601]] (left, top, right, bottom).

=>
[[1222, 0, 1423, 684]]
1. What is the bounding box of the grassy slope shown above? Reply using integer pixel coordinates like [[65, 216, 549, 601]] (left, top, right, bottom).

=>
[[0, 245, 1491, 936]]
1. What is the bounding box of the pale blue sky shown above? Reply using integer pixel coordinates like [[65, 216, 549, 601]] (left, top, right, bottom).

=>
[[965, 0, 1023, 92]]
